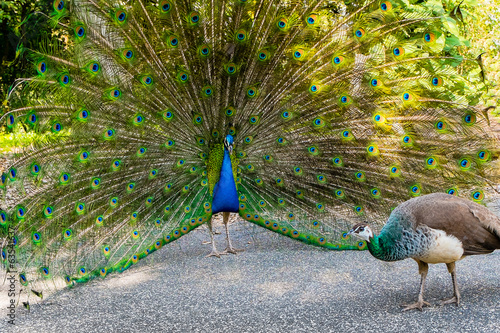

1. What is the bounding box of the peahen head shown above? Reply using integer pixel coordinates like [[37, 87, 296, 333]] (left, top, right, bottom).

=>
[[347, 223, 374, 242], [224, 134, 234, 154]]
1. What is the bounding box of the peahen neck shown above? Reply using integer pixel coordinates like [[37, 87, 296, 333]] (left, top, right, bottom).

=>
[[211, 149, 239, 214], [366, 233, 408, 262]]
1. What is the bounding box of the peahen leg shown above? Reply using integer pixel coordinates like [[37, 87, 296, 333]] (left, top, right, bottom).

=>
[[402, 260, 431, 312], [206, 217, 222, 258], [222, 212, 244, 255], [440, 262, 460, 306]]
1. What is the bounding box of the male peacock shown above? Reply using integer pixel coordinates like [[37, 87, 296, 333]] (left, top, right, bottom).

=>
[[0, 0, 498, 304], [348, 193, 500, 311]]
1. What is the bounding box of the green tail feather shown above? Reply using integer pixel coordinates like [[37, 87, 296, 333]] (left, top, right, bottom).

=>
[[0, 0, 498, 297]]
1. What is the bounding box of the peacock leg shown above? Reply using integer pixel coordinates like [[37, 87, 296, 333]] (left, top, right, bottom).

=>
[[439, 262, 460, 306], [206, 217, 222, 258], [222, 212, 244, 255], [402, 260, 431, 312]]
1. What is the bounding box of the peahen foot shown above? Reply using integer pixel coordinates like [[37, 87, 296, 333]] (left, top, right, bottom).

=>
[[206, 250, 223, 258], [222, 247, 245, 255], [401, 299, 431, 312], [439, 296, 460, 307]]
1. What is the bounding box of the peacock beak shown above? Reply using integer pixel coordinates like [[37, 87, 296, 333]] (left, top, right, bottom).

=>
[[346, 229, 354, 236]]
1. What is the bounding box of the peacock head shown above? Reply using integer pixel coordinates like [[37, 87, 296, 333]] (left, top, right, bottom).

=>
[[224, 134, 234, 154], [347, 223, 374, 242]]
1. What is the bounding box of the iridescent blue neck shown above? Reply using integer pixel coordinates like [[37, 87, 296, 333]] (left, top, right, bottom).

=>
[[211, 149, 239, 214]]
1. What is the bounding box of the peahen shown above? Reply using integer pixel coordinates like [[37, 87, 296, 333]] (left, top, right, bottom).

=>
[[1, 0, 499, 304], [348, 193, 500, 311]]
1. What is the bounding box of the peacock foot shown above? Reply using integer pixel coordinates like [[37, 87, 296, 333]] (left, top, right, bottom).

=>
[[206, 250, 223, 258], [439, 296, 460, 307], [222, 247, 245, 255], [401, 299, 431, 312]]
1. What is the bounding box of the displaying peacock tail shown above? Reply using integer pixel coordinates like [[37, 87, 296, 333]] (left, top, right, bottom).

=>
[[1, 0, 498, 296]]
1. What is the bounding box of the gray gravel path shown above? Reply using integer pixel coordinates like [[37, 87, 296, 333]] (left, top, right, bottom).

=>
[[1, 220, 499, 333]]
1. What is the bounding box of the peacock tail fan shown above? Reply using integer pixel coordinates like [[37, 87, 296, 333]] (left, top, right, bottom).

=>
[[1, 0, 498, 294]]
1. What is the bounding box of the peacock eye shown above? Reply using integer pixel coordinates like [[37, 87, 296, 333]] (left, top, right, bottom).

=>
[[359, 227, 364, 232]]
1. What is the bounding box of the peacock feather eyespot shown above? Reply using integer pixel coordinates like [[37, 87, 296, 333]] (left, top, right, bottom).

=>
[[19, 273, 28, 286], [133, 113, 145, 126], [462, 113, 476, 126], [317, 174, 326, 183], [296, 190, 304, 199], [257, 49, 270, 62], [126, 182, 136, 193], [96, 215, 104, 226], [293, 49, 304, 61], [9, 168, 17, 181], [354, 28, 365, 39], [59, 73, 71, 86], [0, 210, 7, 225], [198, 44, 211, 57], [184, 206, 191, 213], [75, 25, 86, 39], [380, 1, 392, 11], [246, 87, 258, 98], [277, 17, 288, 30], [238, 151, 247, 158], [249, 115, 260, 125], [78, 150, 90, 162], [41, 267, 50, 277], [402, 91, 414, 102], [26, 112, 38, 126], [459, 158, 472, 170], [51, 121, 62, 133], [111, 159, 122, 171], [177, 71, 189, 83], [446, 187, 458, 196], [75, 202, 85, 215], [431, 76, 443, 87], [354, 205, 364, 215], [339, 95, 352, 106], [235, 29, 247, 42], [162, 110, 174, 122], [86, 61, 101, 75], [115, 10, 127, 23], [225, 63, 237, 75], [122, 49, 134, 61], [332, 55, 344, 66], [6, 114, 15, 129], [149, 169, 158, 179], [244, 136, 253, 144], [423, 32, 436, 43], [255, 178, 263, 185], [54, 0, 65, 12], [367, 144, 379, 156], [477, 149, 491, 163], [425, 156, 438, 169], [103, 245, 111, 256], [168, 35, 179, 48], [306, 14, 317, 26], [155, 218, 162, 227], [309, 84, 320, 95], [435, 120, 447, 131], [189, 11, 200, 25], [275, 178, 284, 186], [335, 189, 345, 199], [140, 75, 153, 87], [370, 188, 381, 199], [132, 230, 140, 239], [410, 184, 421, 197], [312, 117, 325, 128], [246, 164, 255, 172], [137, 146, 147, 157], [229, 126, 237, 135], [316, 203, 325, 211], [43, 202, 54, 219], [160, 1, 172, 13], [177, 159, 185, 167], [389, 165, 401, 177], [32, 232, 42, 244], [107, 88, 122, 100], [76, 108, 89, 122], [308, 145, 319, 156], [263, 155, 273, 162], [401, 135, 414, 147], [37, 61, 47, 75], [202, 85, 214, 97], [190, 166, 197, 174], [59, 172, 70, 185], [64, 229, 72, 240], [225, 106, 236, 117], [392, 47, 405, 59], [146, 196, 154, 206], [471, 190, 484, 202], [332, 156, 343, 167], [103, 128, 115, 140]]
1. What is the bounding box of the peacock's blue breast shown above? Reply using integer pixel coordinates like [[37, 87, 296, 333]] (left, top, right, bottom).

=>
[[211, 150, 239, 214]]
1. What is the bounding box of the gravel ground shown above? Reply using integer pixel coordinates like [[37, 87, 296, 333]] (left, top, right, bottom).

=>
[[0, 218, 499, 333]]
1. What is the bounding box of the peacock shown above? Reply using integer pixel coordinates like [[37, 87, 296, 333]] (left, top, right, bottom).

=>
[[1, 0, 499, 306], [348, 193, 500, 311]]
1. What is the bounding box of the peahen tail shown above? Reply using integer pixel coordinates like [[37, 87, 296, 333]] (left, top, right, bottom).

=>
[[1, 0, 498, 295]]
